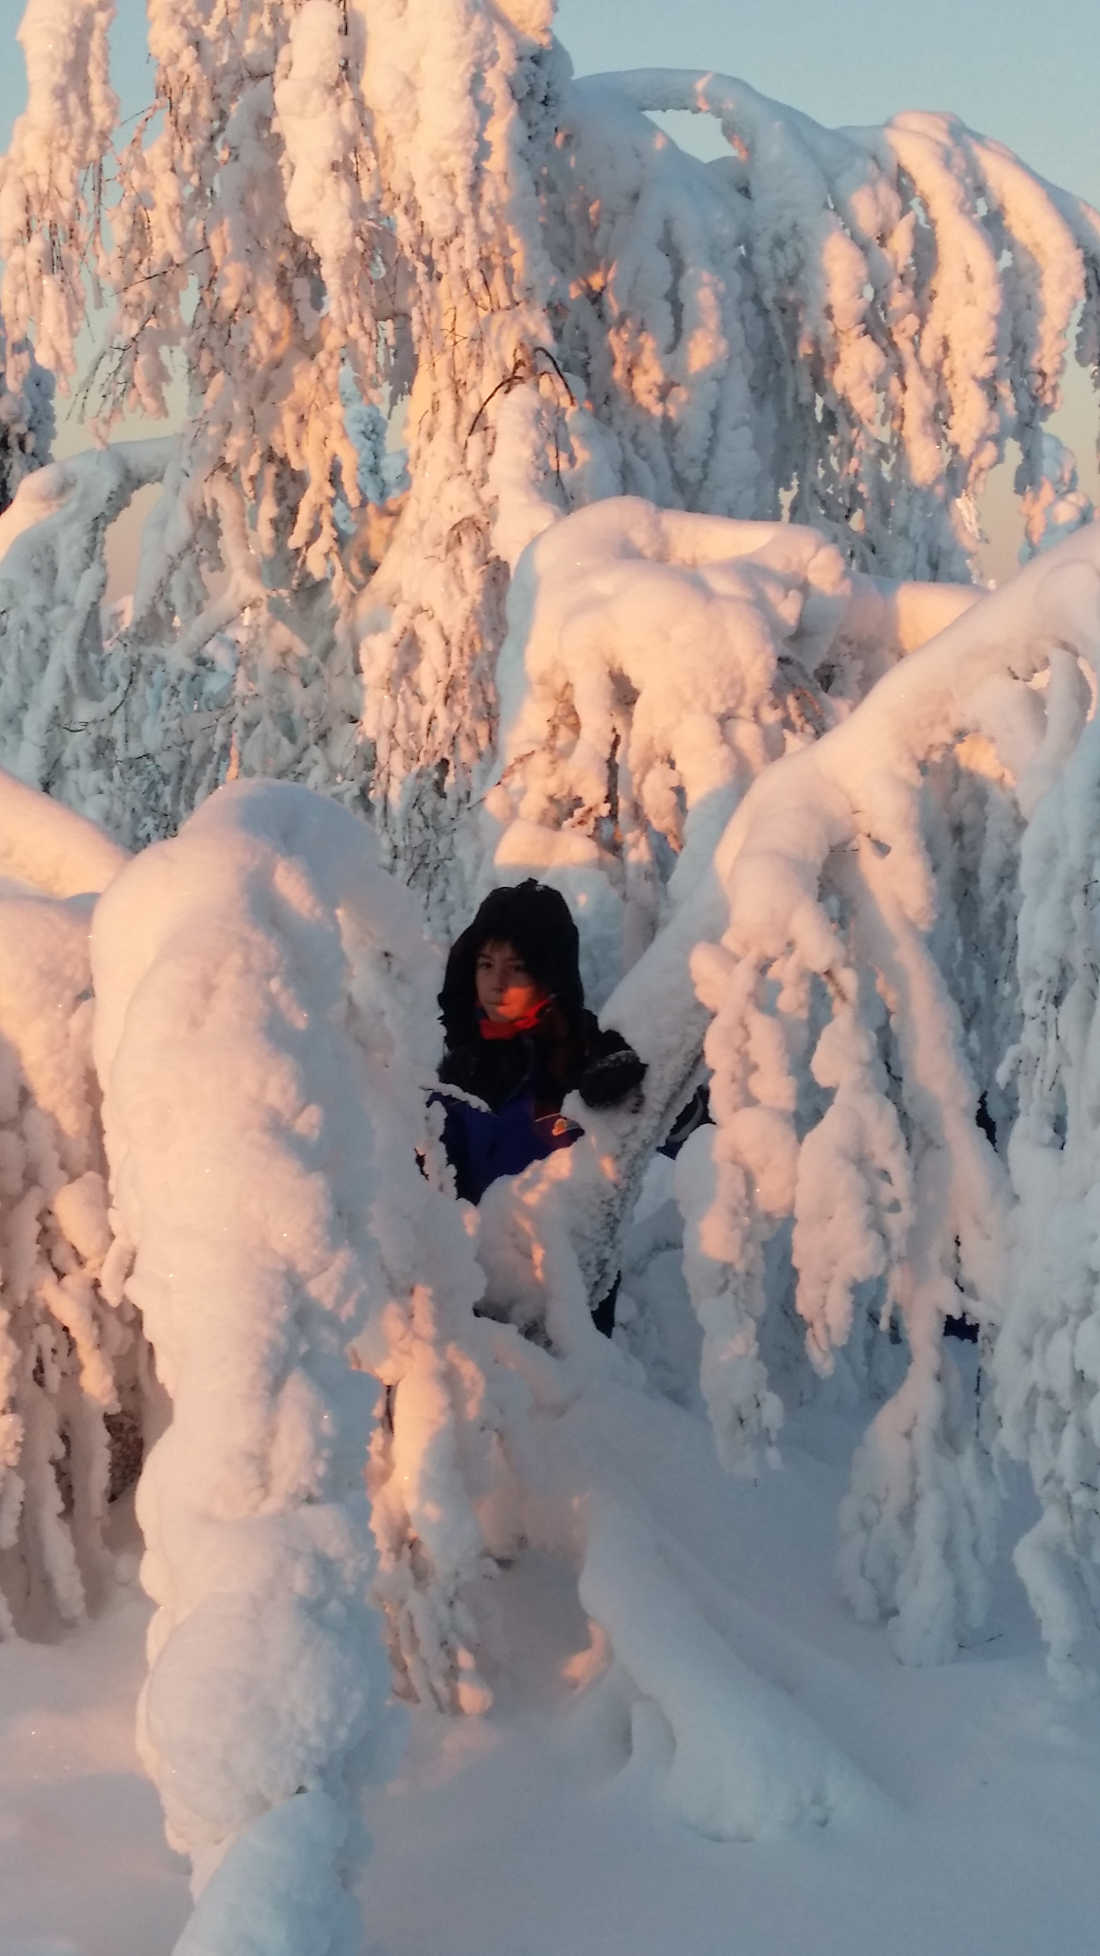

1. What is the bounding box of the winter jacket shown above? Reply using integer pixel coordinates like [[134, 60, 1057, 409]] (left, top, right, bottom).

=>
[[436, 1004, 645, 1205], [434, 880, 646, 1207]]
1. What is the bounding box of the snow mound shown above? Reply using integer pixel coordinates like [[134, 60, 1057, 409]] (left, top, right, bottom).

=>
[[581, 1492, 873, 1839]]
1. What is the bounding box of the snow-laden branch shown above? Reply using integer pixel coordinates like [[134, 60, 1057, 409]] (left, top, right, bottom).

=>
[[483, 495, 982, 995], [0, 322, 54, 513], [5, 2, 1099, 894], [0, 797, 137, 1639], [0, 0, 117, 378], [995, 658, 1100, 1688], [483, 498, 854, 978], [685, 522, 1100, 1659], [473, 496, 984, 1330], [575, 70, 1100, 576], [707, 530, 1100, 959], [0, 437, 252, 853], [0, 764, 128, 898], [0, 439, 175, 816]]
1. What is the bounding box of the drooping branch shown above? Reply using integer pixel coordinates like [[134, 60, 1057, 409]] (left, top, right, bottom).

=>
[[0, 438, 176, 820], [0, 774, 135, 1641], [577, 69, 1100, 575]]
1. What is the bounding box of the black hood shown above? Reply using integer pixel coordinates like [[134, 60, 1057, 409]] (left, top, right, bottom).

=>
[[439, 880, 585, 1050]]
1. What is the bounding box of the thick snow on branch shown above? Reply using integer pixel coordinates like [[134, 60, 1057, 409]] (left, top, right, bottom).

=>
[[90, 780, 489, 1944], [577, 70, 1100, 576], [484, 496, 982, 984], [484, 498, 854, 978], [681, 522, 1100, 1660], [996, 654, 1100, 1688], [0, 0, 117, 378], [0, 763, 128, 899], [0, 440, 175, 824], [105, 0, 375, 554], [579, 1485, 873, 1839], [0, 776, 134, 1640], [1020, 433, 1096, 563], [479, 521, 1099, 1682], [353, 0, 603, 918], [551, 82, 766, 525]]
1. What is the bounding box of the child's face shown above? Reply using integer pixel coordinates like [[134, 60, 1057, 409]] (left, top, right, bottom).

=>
[[475, 939, 546, 1024]]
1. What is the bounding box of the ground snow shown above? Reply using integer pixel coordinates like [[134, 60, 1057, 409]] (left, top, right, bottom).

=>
[[4, 1380, 1099, 1956], [0, 1578, 186, 1954]]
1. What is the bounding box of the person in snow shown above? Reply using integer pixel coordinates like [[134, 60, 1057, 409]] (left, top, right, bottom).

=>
[[435, 880, 646, 1334]]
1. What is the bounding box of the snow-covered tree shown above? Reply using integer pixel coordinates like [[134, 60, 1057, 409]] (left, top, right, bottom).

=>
[[0, 769, 136, 1639], [995, 653, 1100, 1692], [1, 0, 1097, 906], [5, 1, 1100, 1942]]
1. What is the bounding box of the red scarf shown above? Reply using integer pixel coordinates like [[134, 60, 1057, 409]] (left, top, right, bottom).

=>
[[478, 997, 552, 1041]]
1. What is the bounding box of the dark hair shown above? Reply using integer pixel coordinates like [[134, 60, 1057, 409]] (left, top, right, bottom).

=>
[[439, 880, 585, 1049]]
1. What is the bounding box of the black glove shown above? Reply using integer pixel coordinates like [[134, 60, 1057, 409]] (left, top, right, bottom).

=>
[[578, 1031, 647, 1109]]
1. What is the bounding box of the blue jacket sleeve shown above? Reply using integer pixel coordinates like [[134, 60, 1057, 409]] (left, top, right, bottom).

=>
[[434, 1089, 581, 1205]]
